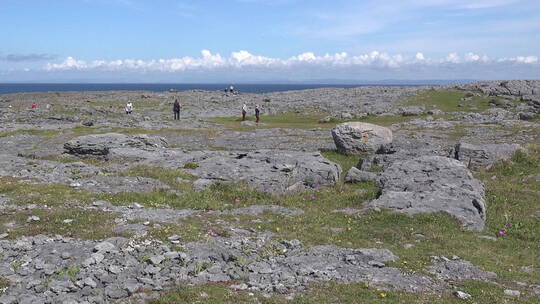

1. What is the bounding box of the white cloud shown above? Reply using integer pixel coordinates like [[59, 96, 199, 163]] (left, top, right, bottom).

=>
[[43, 50, 539, 74]]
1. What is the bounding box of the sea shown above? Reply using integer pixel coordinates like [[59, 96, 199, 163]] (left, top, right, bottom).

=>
[[0, 83, 442, 95]]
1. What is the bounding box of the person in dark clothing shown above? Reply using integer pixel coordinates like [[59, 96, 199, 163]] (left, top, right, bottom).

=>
[[255, 105, 260, 123], [173, 99, 181, 120]]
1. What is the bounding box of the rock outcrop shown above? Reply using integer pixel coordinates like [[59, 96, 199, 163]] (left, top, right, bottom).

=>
[[332, 122, 393, 155], [454, 142, 522, 167], [368, 156, 486, 231], [64, 133, 168, 156]]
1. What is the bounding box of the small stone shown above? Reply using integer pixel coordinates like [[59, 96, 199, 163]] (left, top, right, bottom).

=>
[[83, 277, 97, 288], [128, 202, 143, 209], [164, 252, 180, 259], [519, 266, 535, 273], [504, 289, 520, 297], [63, 219, 74, 224], [453, 291, 472, 300], [149, 255, 165, 265], [0, 233, 8, 239], [94, 241, 115, 253], [26, 216, 40, 222], [91, 253, 105, 264], [61, 252, 71, 259], [403, 243, 414, 249], [108, 265, 122, 274], [368, 260, 385, 268], [143, 221, 150, 226], [231, 283, 248, 290], [69, 182, 82, 188], [167, 235, 180, 241], [124, 279, 141, 294]]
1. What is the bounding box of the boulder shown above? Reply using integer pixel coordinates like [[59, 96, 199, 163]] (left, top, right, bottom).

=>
[[519, 112, 536, 120], [193, 150, 341, 193], [399, 106, 424, 116], [454, 142, 522, 167], [331, 122, 393, 155], [345, 167, 377, 183], [64, 133, 168, 155], [368, 156, 486, 231]]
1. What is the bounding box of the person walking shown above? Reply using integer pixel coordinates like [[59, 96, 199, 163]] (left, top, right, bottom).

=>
[[125, 101, 133, 114], [173, 99, 181, 120], [242, 103, 248, 121], [255, 104, 260, 123]]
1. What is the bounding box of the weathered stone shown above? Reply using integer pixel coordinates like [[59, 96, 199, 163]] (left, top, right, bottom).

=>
[[369, 156, 487, 231], [332, 122, 393, 154], [454, 142, 522, 167], [429, 257, 496, 281], [345, 167, 377, 183], [399, 106, 424, 116], [504, 289, 521, 297], [64, 133, 168, 156], [453, 291, 472, 299]]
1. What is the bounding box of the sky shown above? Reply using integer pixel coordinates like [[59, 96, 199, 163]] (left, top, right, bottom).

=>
[[0, 0, 539, 82]]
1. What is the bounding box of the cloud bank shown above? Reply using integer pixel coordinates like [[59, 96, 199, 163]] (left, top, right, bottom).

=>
[[44, 50, 538, 73]]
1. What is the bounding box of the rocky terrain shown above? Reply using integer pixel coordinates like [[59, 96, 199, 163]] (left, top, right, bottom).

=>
[[0, 80, 539, 303]]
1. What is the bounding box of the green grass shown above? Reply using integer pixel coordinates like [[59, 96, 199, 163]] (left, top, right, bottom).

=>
[[321, 150, 364, 183], [150, 148, 540, 303], [0, 177, 92, 207], [0, 277, 9, 294], [209, 112, 340, 131], [405, 89, 495, 113], [0, 208, 122, 240], [152, 281, 538, 304]]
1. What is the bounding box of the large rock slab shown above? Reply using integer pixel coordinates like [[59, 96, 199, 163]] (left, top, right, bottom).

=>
[[107, 148, 341, 193], [454, 142, 522, 167], [192, 150, 341, 193], [64, 133, 168, 156], [368, 156, 486, 231], [332, 122, 393, 155]]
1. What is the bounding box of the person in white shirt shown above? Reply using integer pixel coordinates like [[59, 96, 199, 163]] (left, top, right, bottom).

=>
[[125, 101, 133, 114], [242, 103, 247, 121]]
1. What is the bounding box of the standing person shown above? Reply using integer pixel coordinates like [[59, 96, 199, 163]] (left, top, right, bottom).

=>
[[241, 103, 248, 121], [173, 99, 181, 120], [255, 105, 260, 123], [125, 101, 133, 114]]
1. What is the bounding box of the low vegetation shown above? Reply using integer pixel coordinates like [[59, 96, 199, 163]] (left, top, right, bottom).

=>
[[405, 89, 496, 112]]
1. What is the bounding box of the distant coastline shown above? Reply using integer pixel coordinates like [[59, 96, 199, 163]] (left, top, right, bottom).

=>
[[0, 81, 473, 95]]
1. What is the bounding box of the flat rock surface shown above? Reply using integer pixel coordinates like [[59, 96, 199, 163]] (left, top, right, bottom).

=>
[[368, 156, 486, 231]]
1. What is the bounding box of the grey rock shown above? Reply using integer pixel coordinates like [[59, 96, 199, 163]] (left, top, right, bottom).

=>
[[94, 241, 115, 253], [453, 291, 472, 299], [369, 156, 487, 231], [26, 216, 40, 222], [149, 255, 165, 265], [429, 257, 496, 281], [518, 112, 536, 120], [504, 289, 521, 297], [83, 277, 97, 288], [454, 142, 522, 167], [399, 106, 424, 116], [332, 122, 393, 154], [64, 133, 168, 156], [345, 167, 377, 183], [193, 178, 215, 191]]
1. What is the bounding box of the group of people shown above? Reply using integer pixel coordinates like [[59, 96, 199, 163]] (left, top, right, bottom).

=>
[[124, 99, 261, 123]]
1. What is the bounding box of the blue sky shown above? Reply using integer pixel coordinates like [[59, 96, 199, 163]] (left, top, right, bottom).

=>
[[1, 0, 539, 82]]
